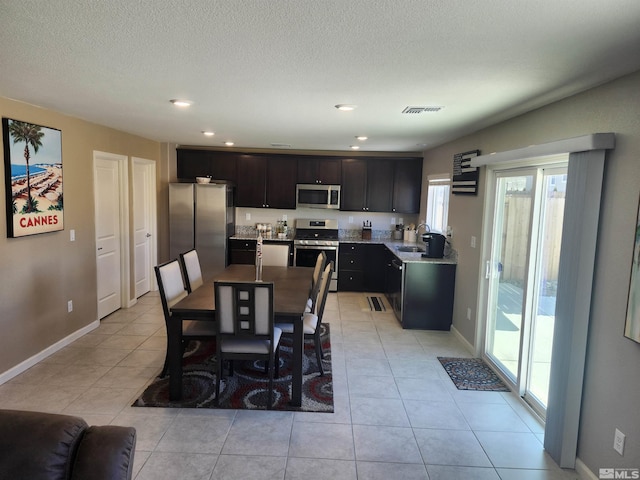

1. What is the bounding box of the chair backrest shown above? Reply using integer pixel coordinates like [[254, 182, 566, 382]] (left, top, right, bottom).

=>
[[179, 249, 203, 293], [214, 281, 274, 339], [311, 251, 327, 293], [307, 251, 327, 312], [313, 262, 333, 320], [155, 259, 188, 320], [261, 243, 290, 267]]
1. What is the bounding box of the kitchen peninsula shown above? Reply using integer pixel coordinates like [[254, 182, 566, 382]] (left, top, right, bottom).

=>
[[339, 238, 456, 330]]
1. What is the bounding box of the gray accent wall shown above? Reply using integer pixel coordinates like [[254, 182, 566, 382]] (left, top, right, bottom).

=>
[[420, 70, 640, 473]]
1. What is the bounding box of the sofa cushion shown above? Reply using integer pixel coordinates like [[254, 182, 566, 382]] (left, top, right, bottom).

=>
[[0, 409, 87, 480]]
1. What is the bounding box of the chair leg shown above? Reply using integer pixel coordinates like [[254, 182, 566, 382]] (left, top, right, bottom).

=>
[[274, 345, 280, 378], [267, 356, 274, 410], [314, 334, 324, 376], [215, 354, 222, 406]]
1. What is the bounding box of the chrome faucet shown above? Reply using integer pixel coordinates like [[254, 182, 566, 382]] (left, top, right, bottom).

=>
[[416, 223, 431, 233]]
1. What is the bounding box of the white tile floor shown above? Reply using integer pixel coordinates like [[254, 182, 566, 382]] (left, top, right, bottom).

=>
[[0, 291, 582, 480]]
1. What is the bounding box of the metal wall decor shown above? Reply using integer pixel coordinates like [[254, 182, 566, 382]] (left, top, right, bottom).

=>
[[452, 149, 480, 195]]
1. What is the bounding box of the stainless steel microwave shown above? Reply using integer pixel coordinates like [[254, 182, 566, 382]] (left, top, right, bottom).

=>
[[296, 184, 341, 209]]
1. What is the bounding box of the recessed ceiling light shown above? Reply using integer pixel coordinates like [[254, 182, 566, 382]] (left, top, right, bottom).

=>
[[355, 136, 368, 141], [350, 145, 360, 150], [224, 141, 234, 146], [335, 104, 357, 111], [202, 131, 215, 136], [170, 99, 192, 107]]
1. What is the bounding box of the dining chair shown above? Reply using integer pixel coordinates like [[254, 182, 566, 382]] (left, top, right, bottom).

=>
[[155, 259, 216, 377], [214, 281, 282, 409], [179, 249, 203, 293], [276, 261, 333, 376], [305, 251, 327, 313], [261, 243, 290, 267]]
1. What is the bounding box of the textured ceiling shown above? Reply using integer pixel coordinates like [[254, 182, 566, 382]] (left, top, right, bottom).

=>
[[2, 0, 640, 152]]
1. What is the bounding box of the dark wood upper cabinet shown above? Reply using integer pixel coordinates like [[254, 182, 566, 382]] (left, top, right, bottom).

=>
[[209, 152, 238, 183], [341, 156, 422, 213], [392, 158, 423, 213], [235, 154, 297, 209], [235, 154, 267, 207], [297, 157, 341, 185], [266, 156, 297, 209], [340, 159, 367, 211], [176, 148, 237, 183], [366, 159, 394, 212], [341, 158, 394, 212], [176, 149, 212, 180], [177, 148, 421, 213]]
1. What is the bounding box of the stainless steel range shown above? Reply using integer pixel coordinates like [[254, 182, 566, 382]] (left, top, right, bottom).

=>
[[293, 219, 339, 291]]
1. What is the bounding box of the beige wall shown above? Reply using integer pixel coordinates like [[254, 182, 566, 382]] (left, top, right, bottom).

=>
[[0, 98, 161, 373], [420, 70, 640, 472]]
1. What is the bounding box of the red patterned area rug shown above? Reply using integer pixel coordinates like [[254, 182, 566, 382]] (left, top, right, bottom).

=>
[[438, 357, 510, 392], [133, 324, 333, 412]]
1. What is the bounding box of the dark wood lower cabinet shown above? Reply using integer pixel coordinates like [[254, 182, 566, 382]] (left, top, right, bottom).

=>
[[228, 239, 294, 266], [338, 243, 386, 292], [399, 262, 456, 330], [228, 239, 256, 265]]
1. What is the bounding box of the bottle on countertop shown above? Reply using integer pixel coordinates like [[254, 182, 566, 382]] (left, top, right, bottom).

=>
[[255, 231, 263, 281]]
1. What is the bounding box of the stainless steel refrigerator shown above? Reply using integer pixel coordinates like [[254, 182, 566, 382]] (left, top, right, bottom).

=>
[[169, 183, 235, 279]]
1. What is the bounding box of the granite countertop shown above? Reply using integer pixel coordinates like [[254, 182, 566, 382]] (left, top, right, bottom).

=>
[[340, 238, 457, 264], [230, 233, 456, 264], [230, 234, 293, 242]]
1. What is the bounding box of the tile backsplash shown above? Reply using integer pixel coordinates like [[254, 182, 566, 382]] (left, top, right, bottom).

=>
[[235, 206, 419, 239]]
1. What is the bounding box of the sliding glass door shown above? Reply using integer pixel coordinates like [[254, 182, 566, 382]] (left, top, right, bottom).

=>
[[486, 171, 535, 382], [485, 165, 567, 416]]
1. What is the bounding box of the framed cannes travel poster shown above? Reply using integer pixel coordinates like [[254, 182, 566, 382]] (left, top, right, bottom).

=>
[[624, 194, 640, 343], [2, 118, 64, 237]]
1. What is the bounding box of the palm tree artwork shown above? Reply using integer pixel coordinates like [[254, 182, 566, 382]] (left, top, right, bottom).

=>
[[8, 120, 44, 213]]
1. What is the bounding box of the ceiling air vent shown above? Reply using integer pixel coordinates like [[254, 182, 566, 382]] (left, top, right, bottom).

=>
[[270, 143, 291, 148], [402, 106, 443, 114]]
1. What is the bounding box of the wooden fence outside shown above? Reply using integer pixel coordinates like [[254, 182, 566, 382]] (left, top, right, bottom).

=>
[[500, 193, 565, 285]]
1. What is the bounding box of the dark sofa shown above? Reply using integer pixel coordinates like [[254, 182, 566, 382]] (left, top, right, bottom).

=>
[[0, 409, 136, 480]]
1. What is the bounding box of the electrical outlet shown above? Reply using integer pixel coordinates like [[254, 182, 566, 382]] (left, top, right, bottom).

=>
[[67, 300, 73, 313], [282, 214, 287, 221], [471, 236, 477, 248], [70, 229, 75, 242], [390, 217, 396, 225], [245, 212, 251, 221], [614, 428, 625, 456], [348, 216, 353, 224], [466, 308, 471, 321]]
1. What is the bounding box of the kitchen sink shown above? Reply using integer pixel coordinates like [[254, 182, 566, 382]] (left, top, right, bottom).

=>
[[396, 245, 425, 253]]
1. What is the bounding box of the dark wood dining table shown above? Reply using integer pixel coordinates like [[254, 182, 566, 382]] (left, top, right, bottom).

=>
[[168, 264, 314, 405]]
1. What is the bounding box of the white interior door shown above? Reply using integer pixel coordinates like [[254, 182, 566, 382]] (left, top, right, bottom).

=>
[[133, 157, 157, 298], [94, 152, 129, 319]]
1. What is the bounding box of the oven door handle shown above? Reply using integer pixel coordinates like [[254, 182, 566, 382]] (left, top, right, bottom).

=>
[[294, 245, 338, 251]]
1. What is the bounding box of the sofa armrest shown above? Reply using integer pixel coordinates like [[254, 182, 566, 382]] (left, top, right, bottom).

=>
[[71, 425, 136, 480], [0, 409, 88, 479]]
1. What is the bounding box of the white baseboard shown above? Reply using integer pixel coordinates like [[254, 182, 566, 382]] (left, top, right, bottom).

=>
[[575, 458, 598, 480], [451, 325, 475, 354], [0, 320, 100, 385]]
